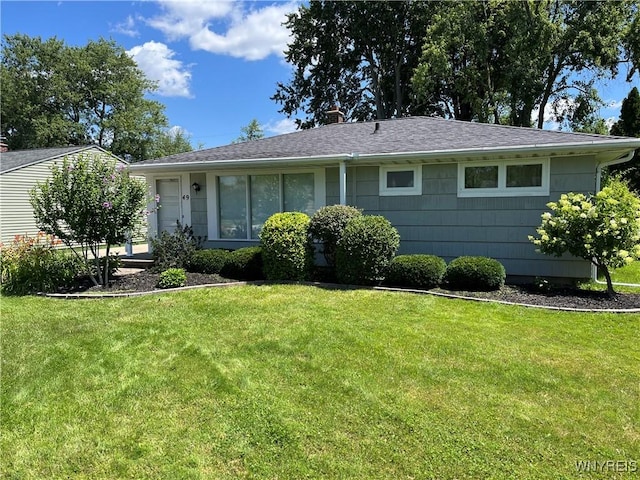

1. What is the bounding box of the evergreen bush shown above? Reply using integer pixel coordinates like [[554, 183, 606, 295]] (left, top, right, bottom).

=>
[[443, 256, 506, 291], [308, 205, 362, 268], [187, 249, 230, 274], [222, 247, 264, 280], [260, 212, 313, 281], [384, 254, 446, 289], [335, 215, 400, 285]]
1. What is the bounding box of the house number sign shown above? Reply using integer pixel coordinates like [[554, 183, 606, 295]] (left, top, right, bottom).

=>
[[182, 194, 190, 200]]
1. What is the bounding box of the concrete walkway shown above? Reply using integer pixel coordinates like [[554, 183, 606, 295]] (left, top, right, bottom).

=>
[[100, 243, 151, 276]]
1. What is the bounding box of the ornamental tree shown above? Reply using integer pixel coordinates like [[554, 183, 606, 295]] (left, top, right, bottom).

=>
[[30, 153, 148, 287], [529, 178, 640, 296]]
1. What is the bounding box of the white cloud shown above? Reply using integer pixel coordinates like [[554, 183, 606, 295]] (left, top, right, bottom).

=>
[[167, 125, 191, 138], [607, 99, 623, 110], [110, 15, 139, 37], [265, 118, 297, 136], [127, 41, 192, 97], [146, 0, 297, 61], [531, 97, 578, 130]]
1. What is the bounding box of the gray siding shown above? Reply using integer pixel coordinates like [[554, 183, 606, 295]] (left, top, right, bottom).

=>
[[189, 173, 208, 240], [334, 156, 596, 279], [203, 155, 597, 279]]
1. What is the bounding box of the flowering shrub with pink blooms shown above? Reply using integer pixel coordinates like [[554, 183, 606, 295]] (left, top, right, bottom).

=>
[[529, 178, 640, 296], [30, 154, 150, 287]]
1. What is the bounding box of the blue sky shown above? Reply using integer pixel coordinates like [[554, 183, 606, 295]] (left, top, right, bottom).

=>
[[1, 1, 638, 149]]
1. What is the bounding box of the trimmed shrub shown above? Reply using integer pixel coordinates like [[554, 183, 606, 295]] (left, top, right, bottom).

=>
[[308, 205, 362, 267], [384, 254, 446, 289], [0, 233, 83, 295], [187, 249, 230, 274], [221, 247, 264, 280], [260, 212, 313, 281], [443, 256, 506, 291], [156, 268, 187, 289], [335, 215, 400, 285], [151, 221, 204, 271]]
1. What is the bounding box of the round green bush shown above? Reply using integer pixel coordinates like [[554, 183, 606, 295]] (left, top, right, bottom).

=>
[[308, 205, 362, 268], [221, 246, 264, 280], [187, 249, 230, 274], [260, 212, 313, 281], [156, 268, 187, 289], [443, 256, 506, 291], [335, 215, 400, 285], [384, 254, 446, 289]]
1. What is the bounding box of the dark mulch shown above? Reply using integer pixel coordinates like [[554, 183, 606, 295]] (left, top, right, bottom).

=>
[[431, 285, 640, 311], [79, 271, 237, 294], [76, 270, 640, 310]]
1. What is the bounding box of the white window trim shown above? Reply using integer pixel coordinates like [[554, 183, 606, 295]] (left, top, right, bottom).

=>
[[207, 168, 326, 241], [457, 158, 550, 197], [379, 165, 422, 196]]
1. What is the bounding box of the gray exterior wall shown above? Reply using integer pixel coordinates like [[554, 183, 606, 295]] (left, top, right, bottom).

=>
[[197, 154, 596, 279], [326, 155, 596, 279], [189, 173, 208, 240]]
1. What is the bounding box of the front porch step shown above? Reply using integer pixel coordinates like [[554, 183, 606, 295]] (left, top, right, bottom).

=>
[[119, 254, 154, 270]]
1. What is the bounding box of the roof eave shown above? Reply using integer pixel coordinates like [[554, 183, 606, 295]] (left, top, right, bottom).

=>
[[129, 139, 640, 173], [1, 145, 125, 175]]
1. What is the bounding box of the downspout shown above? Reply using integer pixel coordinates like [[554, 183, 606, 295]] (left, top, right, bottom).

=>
[[591, 149, 637, 283], [340, 153, 358, 205], [595, 150, 635, 192], [339, 160, 347, 205]]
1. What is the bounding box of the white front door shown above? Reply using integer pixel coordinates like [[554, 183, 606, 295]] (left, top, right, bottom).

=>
[[156, 178, 181, 233]]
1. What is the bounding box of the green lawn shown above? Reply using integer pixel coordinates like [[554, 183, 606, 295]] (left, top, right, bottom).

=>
[[609, 261, 640, 285], [2, 285, 639, 479]]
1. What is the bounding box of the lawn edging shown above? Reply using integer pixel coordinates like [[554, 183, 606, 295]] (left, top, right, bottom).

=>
[[39, 280, 640, 313]]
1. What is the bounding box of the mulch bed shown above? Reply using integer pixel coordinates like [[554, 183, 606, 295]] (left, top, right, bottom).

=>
[[74, 270, 640, 311]]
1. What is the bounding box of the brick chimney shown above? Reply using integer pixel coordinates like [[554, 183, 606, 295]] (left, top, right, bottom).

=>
[[326, 105, 345, 124], [0, 136, 7, 153]]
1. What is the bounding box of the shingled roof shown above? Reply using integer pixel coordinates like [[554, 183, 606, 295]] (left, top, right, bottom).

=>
[[131, 116, 640, 170], [0, 145, 106, 174]]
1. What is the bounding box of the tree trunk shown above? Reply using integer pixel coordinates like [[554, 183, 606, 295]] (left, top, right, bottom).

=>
[[103, 244, 110, 287], [600, 266, 617, 299]]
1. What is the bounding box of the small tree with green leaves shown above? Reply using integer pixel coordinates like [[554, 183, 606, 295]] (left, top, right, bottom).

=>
[[30, 153, 148, 287], [529, 178, 640, 297]]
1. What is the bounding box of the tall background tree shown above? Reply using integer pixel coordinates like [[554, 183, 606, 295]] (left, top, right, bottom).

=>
[[147, 127, 194, 159], [413, 0, 635, 127], [609, 87, 640, 191], [0, 34, 178, 161], [275, 1, 636, 131], [233, 119, 265, 143], [272, 0, 436, 128]]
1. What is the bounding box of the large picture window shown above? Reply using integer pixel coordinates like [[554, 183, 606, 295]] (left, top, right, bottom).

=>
[[217, 171, 320, 240], [458, 159, 549, 197]]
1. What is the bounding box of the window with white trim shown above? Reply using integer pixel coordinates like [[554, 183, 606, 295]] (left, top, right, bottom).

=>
[[217, 172, 319, 240], [458, 159, 549, 197], [379, 165, 422, 196]]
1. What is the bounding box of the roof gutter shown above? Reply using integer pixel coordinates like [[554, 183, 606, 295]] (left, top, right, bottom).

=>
[[129, 139, 640, 173], [594, 148, 636, 192], [354, 140, 640, 163], [128, 153, 353, 172], [591, 148, 638, 284]]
